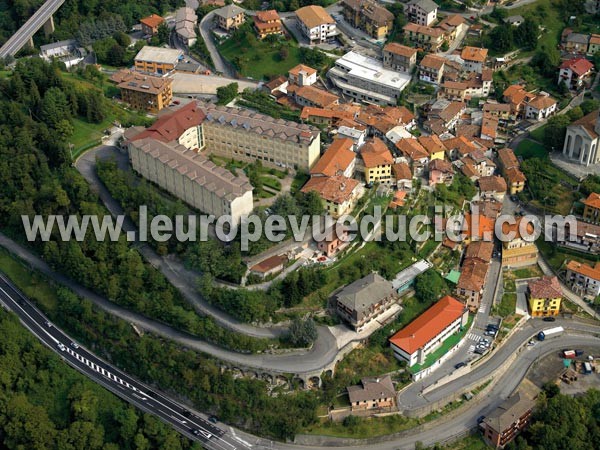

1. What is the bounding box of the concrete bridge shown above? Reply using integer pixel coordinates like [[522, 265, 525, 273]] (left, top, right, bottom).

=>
[[0, 0, 65, 58]]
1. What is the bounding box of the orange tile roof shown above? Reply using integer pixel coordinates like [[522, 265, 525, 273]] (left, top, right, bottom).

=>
[[420, 54, 446, 70], [383, 106, 415, 124], [301, 175, 360, 204], [497, 148, 519, 170], [528, 276, 562, 299], [392, 162, 412, 180], [361, 138, 393, 167], [294, 85, 339, 108], [461, 46, 488, 62], [140, 14, 165, 29], [389, 296, 466, 354], [505, 167, 526, 184], [255, 9, 280, 22], [250, 254, 286, 273], [566, 260, 600, 280], [129, 102, 206, 144], [310, 138, 355, 177], [457, 258, 488, 291], [463, 214, 496, 240], [396, 138, 428, 160], [289, 63, 317, 77], [442, 135, 478, 156], [418, 134, 446, 155], [295, 5, 334, 28], [583, 192, 600, 209], [465, 241, 494, 263], [527, 95, 556, 110], [479, 175, 507, 193], [500, 216, 535, 240], [383, 42, 417, 58], [560, 57, 594, 77]]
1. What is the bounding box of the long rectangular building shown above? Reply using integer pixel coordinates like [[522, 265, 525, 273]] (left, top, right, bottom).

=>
[[389, 295, 468, 367], [200, 103, 321, 170], [129, 137, 253, 223]]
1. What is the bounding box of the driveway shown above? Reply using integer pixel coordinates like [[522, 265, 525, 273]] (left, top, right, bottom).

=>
[[199, 10, 235, 77]]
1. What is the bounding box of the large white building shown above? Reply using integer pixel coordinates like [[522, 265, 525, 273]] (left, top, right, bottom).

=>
[[565, 260, 600, 297], [389, 295, 468, 367], [327, 51, 412, 106], [562, 109, 600, 166], [406, 0, 438, 26]]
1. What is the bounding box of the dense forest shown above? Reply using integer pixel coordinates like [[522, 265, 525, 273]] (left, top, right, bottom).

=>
[[0, 308, 199, 450]]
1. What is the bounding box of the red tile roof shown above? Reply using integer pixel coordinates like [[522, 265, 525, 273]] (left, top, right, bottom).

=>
[[301, 175, 360, 204], [583, 192, 600, 209], [140, 14, 165, 29], [566, 260, 600, 280], [389, 296, 466, 354], [461, 46, 488, 62], [128, 102, 206, 144], [560, 57, 594, 77], [361, 138, 393, 167], [310, 138, 355, 177], [392, 162, 412, 180], [383, 42, 417, 58], [528, 276, 562, 299], [479, 175, 507, 193]]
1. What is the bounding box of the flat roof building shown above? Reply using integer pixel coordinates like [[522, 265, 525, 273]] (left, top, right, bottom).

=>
[[134, 46, 183, 75]]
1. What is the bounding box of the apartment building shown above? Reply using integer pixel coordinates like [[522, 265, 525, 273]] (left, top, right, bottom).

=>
[[583, 192, 600, 224], [360, 137, 394, 184], [253, 9, 283, 39], [128, 138, 253, 224], [419, 54, 446, 84], [341, 0, 394, 40], [327, 51, 411, 105], [406, 0, 438, 26], [301, 175, 362, 217], [334, 273, 397, 330], [288, 63, 318, 86], [497, 148, 526, 194], [501, 218, 539, 268], [382, 43, 417, 73], [527, 276, 562, 317], [403, 22, 445, 52], [134, 46, 183, 75], [461, 46, 488, 73], [565, 260, 600, 297], [481, 391, 536, 448], [200, 103, 321, 170], [390, 296, 468, 367], [214, 4, 245, 31], [110, 69, 173, 112], [295, 5, 337, 44]]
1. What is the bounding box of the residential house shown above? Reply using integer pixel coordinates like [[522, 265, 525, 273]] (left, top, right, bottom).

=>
[[253, 9, 283, 39], [419, 53, 446, 84], [214, 4, 245, 31], [525, 94, 557, 121], [426, 99, 466, 132], [483, 103, 512, 121], [392, 162, 413, 190], [464, 240, 494, 264], [389, 296, 468, 367], [460, 149, 496, 179], [383, 43, 418, 73], [110, 69, 173, 113], [317, 227, 350, 257], [461, 46, 488, 73], [300, 107, 354, 127], [456, 256, 489, 311], [403, 22, 445, 52], [497, 148, 526, 194], [347, 376, 396, 411], [564, 32, 590, 54], [481, 390, 536, 448], [406, 0, 438, 26], [288, 63, 318, 86], [296, 5, 337, 44], [140, 14, 165, 36], [174, 7, 198, 47], [502, 85, 536, 118], [478, 175, 507, 202], [558, 57, 594, 90], [527, 276, 562, 317], [341, 0, 394, 40], [419, 134, 447, 160], [437, 14, 468, 42], [562, 109, 600, 166], [361, 138, 394, 184], [263, 75, 288, 94], [249, 255, 287, 279], [500, 218, 539, 268], [134, 46, 183, 75], [396, 138, 429, 176], [429, 159, 454, 186], [301, 175, 362, 217], [480, 116, 499, 141], [310, 138, 356, 178], [565, 260, 600, 297], [443, 135, 479, 161], [333, 273, 397, 330], [290, 84, 339, 109]]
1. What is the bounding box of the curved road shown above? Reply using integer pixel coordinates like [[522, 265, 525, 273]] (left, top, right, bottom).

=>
[[2, 272, 599, 450], [199, 10, 235, 77]]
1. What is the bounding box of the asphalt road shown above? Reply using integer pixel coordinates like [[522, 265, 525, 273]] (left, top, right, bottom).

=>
[[0, 272, 246, 450], [0, 0, 65, 57], [3, 272, 599, 450]]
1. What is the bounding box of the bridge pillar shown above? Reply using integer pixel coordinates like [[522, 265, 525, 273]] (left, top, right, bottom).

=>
[[28, 37, 34, 49], [43, 14, 55, 37]]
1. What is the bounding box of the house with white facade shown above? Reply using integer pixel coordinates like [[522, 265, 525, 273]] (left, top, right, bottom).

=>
[[406, 0, 438, 26]]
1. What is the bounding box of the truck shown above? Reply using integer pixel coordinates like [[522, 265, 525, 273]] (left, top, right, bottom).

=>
[[563, 350, 576, 359], [584, 362, 593, 374], [537, 326, 564, 341]]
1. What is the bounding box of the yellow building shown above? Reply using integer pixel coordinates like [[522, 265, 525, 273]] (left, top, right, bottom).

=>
[[583, 192, 600, 225], [341, 0, 394, 40], [527, 276, 562, 317], [110, 69, 173, 113], [497, 148, 526, 195], [253, 9, 282, 39], [134, 46, 183, 75], [501, 218, 538, 269], [360, 138, 393, 184], [418, 135, 446, 161], [301, 175, 362, 218]]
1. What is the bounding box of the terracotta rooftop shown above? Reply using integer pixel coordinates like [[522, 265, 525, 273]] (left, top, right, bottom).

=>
[[383, 42, 417, 58], [443, 135, 478, 156], [560, 57, 594, 76], [403, 22, 444, 37], [462, 213, 496, 241], [418, 134, 446, 155], [289, 63, 318, 77], [566, 260, 600, 281], [140, 14, 165, 29], [310, 138, 356, 177], [505, 167, 526, 184], [461, 46, 488, 62], [429, 158, 453, 173], [527, 95, 556, 110], [479, 175, 507, 193], [420, 53, 446, 70], [465, 241, 494, 264], [295, 5, 334, 28], [457, 257, 488, 292], [255, 9, 280, 22], [583, 192, 600, 209], [497, 147, 519, 170], [396, 138, 428, 160], [293, 85, 339, 108], [361, 138, 394, 167], [500, 216, 536, 241], [528, 276, 562, 299], [250, 254, 287, 273], [389, 296, 465, 354], [301, 175, 360, 204], [392, 162, 413, 180], [128, 102, 206, 144]]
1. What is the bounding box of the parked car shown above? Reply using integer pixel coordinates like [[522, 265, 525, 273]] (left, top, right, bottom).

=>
[[455, 362, 467, 369], [208, 415, 218, 424], [543, 317, 556, 322]]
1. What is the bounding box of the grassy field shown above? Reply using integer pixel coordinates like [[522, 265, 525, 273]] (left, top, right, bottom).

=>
[[529, 124, 547, 142], [510, 0, 565, 53], [219, 24, 302, 80], [537, 239, 599, 272]]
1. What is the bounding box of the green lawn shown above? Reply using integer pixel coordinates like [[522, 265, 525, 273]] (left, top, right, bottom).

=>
[[510, 0, 565, 53], [529, 124, 547, 142], [219, 25, 302, 80]]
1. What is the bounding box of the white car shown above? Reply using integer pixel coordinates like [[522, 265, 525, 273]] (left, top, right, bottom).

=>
[[70, 342, 79, 349], [57, 343, 66, 351]]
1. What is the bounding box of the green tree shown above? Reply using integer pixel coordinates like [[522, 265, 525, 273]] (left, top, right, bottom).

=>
[[41, 87, 71, 128], [487, 24, 514, 52], [514, 18, 538, 50], [288, 318, 318, 346], [216, 82, 239, 105], [414, 270, 447, 304], [542, 114, 571, 151]]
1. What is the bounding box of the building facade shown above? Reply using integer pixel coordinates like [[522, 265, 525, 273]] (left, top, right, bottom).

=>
[[382, 43, 417, 73], [562, 109, 600, 166], [110, 69, 173, 112], [214, 4, 245, 31], [406, 0, 438, 26], [341, 0, 394, 40], [527, 276, 562, 317], [134, 46, 183, 75], [295, 5, 337, 44], [565, 260, 600, 297]]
